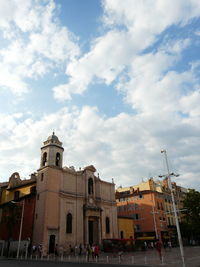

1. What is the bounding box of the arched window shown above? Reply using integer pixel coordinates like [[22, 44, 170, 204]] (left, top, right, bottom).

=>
[[55, 152, 61, 166], [66, 213, 72, 233], [42, 152, 47, 166], [106, 217, 110, 234], [88, 178, 93, 195]]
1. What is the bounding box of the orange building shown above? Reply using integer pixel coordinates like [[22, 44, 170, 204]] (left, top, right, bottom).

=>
[[116, 179, 169, 243]]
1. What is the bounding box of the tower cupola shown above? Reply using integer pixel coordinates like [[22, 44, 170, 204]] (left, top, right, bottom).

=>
[[40, 132, 64, 168]]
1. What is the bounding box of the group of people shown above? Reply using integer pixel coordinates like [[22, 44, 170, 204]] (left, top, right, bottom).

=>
[[143, 239, 172, 261], [69, 243, 100, 261]]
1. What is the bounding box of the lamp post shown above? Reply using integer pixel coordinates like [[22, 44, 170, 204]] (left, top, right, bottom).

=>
[[150, 193, 159, 240], [161, 149, 185, 267], [17, 199, 25, 259]]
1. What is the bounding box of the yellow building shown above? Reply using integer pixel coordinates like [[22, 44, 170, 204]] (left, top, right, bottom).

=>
[[0, 172, 36, 205], [118, 217, 134, 239]]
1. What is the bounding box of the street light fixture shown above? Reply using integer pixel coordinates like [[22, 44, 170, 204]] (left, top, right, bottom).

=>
[[12, 199, 25, 259], [161, 149, 185, 267]]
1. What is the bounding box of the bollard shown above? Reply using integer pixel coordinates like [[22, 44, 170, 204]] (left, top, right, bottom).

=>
[[61, 254, 63, 261], [30, 254, 32, 260], [161, 256, 164, 265], [95, 256, 98, 262], [118, 255, 121, 263], [47, 254, 49, 261], [131, 256, 134, 264], [36, 255, 38, 260], [107, 255, 109, 263], [144, 255, 147, 264], [69, 255, 71, 261]]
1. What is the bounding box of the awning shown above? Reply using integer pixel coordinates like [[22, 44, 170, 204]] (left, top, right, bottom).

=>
[[136, 236, 155, 240]]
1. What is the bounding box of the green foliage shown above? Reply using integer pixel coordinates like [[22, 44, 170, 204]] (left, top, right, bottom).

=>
[[181, 189, 200, 240]]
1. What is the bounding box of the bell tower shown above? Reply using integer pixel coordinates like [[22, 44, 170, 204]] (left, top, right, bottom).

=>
[[40, 132, 64, 168]]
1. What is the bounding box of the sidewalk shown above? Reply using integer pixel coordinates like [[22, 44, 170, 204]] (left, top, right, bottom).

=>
[[1, 246, 200, 267], [108, 246, 200, 266]]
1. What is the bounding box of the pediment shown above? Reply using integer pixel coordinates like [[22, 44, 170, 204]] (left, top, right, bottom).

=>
[[84, 165, 96, 172], [7, 172, 21, 189]]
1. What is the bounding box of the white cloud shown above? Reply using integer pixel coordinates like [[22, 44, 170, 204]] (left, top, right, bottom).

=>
[[1, 106, 200, 190], [0, 0, 80, 95], [53, 0, 200, 100], [1, 0, 200, 192]]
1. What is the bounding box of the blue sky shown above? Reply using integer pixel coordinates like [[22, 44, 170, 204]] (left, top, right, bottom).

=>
[[0, 0, 200, 190]]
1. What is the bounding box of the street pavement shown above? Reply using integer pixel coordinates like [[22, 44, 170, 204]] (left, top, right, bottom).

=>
[[0, 246, 200, 267]]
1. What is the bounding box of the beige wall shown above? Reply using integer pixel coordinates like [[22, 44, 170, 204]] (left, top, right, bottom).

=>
[[33, 165, 118, 254]]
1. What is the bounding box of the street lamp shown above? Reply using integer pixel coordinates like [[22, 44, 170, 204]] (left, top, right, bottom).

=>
[[12, 199, 25, 259], [161, 149, 185, 267], [150, 193, 159, 240]]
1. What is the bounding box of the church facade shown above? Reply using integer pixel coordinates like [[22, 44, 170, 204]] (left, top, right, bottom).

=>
[[33, 133, 118, 254]]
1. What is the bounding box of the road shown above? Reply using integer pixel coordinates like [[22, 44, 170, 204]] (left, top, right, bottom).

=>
[[0, 259, 147, 267]]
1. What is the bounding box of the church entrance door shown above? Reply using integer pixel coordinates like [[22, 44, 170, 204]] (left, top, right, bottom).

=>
[[88, 217, 99, 245], [49, 234, 55, 253], [88, 220, 93, 245]]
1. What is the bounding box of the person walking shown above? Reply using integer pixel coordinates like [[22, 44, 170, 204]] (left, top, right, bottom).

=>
[[79, 243, 82, 255], [86, 244, 91, 262], [94, 244, 100, 261], [155, 239, 162, 260]]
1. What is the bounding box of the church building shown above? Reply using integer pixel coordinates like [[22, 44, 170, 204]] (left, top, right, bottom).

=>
[[33, 133, 118, 254]]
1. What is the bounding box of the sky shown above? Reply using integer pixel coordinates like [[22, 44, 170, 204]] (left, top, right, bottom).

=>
[[0, 0, 200, 190]]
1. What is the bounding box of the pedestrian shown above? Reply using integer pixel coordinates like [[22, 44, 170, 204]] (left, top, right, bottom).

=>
[[155, 239, 162, 260], [91, 244, 95, 259], [79, 243, 82, 255], [94, 244, 100, 260], [168, 240, 172, 250], [54, 244, 58, 257], [69, 244, 74, 255], [86, 244, 91, 262]]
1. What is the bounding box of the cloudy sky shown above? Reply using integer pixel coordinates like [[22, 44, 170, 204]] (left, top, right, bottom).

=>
[[0, 0, 200, 190]]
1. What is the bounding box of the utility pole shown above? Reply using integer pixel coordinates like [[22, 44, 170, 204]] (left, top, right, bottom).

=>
[[17, 199, 25, 259], [161, 149, 185, 267], [151, 193, 159, 240]]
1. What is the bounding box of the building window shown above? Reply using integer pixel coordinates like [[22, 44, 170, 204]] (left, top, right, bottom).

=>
[[55, 153, 61, 166], [120, 231, 124, 239], [66, 213, 72, 233], [135, 213, 139, 220], [14, 190, 20, 200], [37, 194, 40, 200], [106, 217, 110, 234], [41, 173, 44, 181], [135, 224, 141, 232], [88, 178, 93, 195], [42, 152, 47, 166], [30, 186, 36, 194]]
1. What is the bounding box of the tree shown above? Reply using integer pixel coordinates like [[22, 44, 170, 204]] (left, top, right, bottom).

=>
[[180, 189, 200, 244]]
